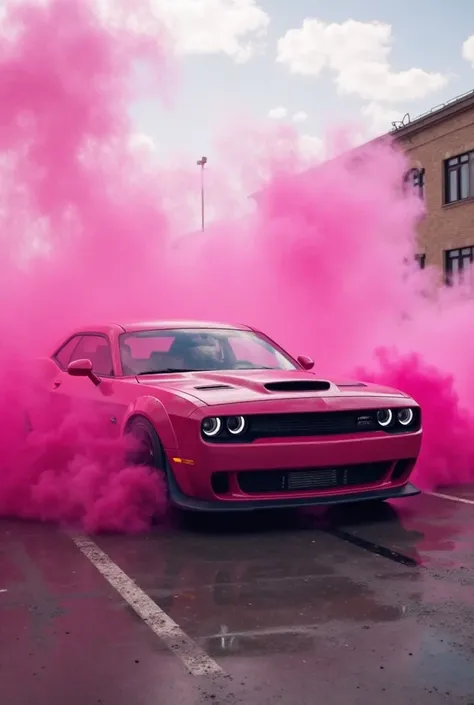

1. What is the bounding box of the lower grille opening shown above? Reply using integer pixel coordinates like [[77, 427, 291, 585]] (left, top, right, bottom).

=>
[[238, 462, 391, 494], [211, 472, 230, 495], [391, 459, 414, 481]]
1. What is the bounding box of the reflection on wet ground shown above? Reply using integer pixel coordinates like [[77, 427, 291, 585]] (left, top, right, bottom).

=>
[[2, 488, 474, 704]]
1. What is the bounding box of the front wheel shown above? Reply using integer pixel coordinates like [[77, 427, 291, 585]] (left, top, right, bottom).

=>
[[124, 417, 170, 501]]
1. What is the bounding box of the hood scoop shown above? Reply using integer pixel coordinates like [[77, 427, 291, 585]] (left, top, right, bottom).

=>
[[194, 384, 233, 390], [264, 380, 331, 392]]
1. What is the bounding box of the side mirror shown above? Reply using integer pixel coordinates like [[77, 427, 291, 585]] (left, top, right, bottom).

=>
[[297, 355, 314, 371], [67, 358, 101, 386]]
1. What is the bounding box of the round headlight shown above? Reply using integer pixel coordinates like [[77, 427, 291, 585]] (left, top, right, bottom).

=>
[[202, 417, 222, 437], [226, 416, 246, 435], [397, 408, 414, 426], [376, 409, 393, 427]]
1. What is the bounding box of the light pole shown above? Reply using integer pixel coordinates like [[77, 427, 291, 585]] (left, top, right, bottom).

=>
[[197, 156, 207, 231]]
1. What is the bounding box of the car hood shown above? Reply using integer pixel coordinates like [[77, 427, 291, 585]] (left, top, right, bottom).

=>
[[136, 369, 409, 405]]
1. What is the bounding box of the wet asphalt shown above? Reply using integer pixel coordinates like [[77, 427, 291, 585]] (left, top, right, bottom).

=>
[[1, 489, 474, 705]]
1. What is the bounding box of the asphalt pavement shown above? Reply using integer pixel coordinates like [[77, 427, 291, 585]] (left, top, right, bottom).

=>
[[1, 488, 474, 705]]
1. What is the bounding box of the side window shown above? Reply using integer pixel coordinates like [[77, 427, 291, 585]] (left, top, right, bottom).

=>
[[53, 336, 83, 369], [444, 152, 473, 204], [70, 335, 114, 376], [444, 247, 474, 287]]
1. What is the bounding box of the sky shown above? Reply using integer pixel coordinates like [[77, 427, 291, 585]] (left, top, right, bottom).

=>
[[0, 0, 473, 226], [126, 0, 474, 166]]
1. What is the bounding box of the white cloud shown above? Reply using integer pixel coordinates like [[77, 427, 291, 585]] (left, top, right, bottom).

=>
[[268, 106, 288, 119], [128, 132, 157, 152], [95, 0, 269, 63], [292, 111, 308, 123], [361, 102, 402, 137], [2, 0, 269, 62], [298, 133, 323, 162], [268, 107, 309, 123], [277, 18, 447, 103], [462, 35, 474, 67]]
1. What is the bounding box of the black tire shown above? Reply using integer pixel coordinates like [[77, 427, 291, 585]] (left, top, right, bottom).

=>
[[124, 416, 170, 499]]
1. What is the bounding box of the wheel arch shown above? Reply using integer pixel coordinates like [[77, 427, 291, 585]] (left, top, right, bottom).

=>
[[122, 396, 178, 449]]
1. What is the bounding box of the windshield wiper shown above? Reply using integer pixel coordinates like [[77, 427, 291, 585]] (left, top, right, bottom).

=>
[[137, 368, 197, 375]]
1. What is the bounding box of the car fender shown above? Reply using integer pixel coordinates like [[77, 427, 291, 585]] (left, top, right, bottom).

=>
[[32, 356, 61, 385], [122, 395, 178, 449]]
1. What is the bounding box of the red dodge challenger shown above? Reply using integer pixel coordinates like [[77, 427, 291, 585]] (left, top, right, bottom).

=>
[[34, 321, 422, 511]]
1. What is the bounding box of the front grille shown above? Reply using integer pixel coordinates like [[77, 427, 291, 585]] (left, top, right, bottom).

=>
[[247, 409, 421, 439], [249, 410, 375, 437], [237, 462, 390, 494]]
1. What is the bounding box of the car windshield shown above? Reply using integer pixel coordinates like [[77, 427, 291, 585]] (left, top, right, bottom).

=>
[[119, 328, 298, 376]]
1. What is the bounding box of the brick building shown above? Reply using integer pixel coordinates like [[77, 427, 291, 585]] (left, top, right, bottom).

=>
[[250, 91, 474, 284], [392, 89, 474, 283]]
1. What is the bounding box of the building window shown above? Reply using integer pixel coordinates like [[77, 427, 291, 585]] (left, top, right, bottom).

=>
[[444, 247, 474, 286], [415, 253, 426, 269], [444, 152, 474, 204]]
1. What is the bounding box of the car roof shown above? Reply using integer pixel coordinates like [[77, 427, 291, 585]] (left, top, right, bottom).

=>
[[118, 320, 252, 333]]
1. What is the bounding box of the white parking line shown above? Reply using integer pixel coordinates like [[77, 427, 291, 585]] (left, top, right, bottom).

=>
[[426, 491, 474, 506], [71, 535, 224, 677]]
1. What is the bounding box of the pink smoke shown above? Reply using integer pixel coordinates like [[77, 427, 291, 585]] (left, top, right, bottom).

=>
[[0, 0, 173, 531], [0, 0, 472, 532]]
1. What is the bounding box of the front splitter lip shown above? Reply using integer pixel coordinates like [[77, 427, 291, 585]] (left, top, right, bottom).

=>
[[166, 471, 420, 512]]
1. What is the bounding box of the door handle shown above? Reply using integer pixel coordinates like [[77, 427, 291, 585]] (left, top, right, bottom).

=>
[[53, 381, 61, 389]]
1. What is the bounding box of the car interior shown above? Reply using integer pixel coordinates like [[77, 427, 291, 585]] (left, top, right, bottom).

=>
[[121, 334, 229, 375]]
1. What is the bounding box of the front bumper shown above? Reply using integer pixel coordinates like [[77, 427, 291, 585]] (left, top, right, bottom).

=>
[[167, 472, 420, 512], [166, 424, 422, 509]]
